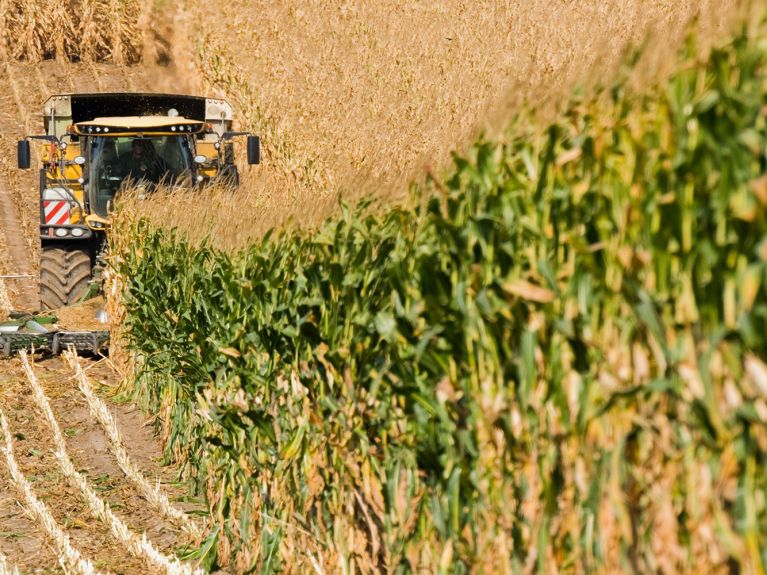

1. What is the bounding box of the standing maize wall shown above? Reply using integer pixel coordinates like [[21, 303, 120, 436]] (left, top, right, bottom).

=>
[[112, 19, 767, 574], [0, 0, 144, 63]]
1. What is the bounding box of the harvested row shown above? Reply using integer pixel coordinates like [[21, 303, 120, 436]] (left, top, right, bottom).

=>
[[0, 406, 106, 575], [65, 351, 203, 540], [0, 554, 18, 575], [0, 355, 200, 573], [19, 352, 203, 575], [0, 44, 38, 311]]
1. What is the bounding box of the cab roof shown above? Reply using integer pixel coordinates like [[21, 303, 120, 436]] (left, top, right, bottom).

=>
[[42, 93, 234, 139], [76, 116, 201, 128], [45, 93, 218, 123], [72, 115, 205, 136]]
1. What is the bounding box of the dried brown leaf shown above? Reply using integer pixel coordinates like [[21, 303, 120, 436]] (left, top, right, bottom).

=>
[[501, 280, 556, 303], [219, 346, 242, 358]]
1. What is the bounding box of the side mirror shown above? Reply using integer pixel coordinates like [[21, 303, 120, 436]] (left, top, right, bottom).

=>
[[247, 135, 260, 165], [17, 140, 30, 169]]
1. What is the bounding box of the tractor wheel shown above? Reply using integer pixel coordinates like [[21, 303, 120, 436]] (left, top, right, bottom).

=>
[[39, 247, 92, 310]]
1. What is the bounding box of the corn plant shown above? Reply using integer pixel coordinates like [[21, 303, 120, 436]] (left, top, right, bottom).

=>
[[112, 15, 767, 574], [0, 0, 143, 63]]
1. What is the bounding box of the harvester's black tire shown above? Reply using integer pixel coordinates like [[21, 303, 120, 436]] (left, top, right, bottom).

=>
[[39, 247, 92, 310]]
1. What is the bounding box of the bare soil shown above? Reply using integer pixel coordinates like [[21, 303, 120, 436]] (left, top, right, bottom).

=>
[[0, 355, 200, 573]]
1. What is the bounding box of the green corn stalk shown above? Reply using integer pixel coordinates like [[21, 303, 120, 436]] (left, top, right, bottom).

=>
[[111, 13, 767, 575]]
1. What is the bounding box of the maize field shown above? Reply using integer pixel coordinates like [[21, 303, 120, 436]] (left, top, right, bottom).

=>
[[111, 14, 767, 574], [0, 0, 148, 64], [134, 0, 743, 250]]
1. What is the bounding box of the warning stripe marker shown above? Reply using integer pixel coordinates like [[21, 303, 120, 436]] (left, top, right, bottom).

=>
[[43, 200, 70, 225]]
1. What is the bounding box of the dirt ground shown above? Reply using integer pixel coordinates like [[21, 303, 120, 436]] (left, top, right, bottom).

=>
[[0, 355, 200, 573]]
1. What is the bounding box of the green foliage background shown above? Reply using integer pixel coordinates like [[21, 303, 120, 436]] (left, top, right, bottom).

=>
[[113, 20, 767, 574]]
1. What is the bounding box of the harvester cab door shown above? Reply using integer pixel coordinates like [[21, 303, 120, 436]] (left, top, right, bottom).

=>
[[88, 137, 126, 216]]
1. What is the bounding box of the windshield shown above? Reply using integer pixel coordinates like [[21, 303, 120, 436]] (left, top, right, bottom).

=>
[[88, 135, 194, 215]]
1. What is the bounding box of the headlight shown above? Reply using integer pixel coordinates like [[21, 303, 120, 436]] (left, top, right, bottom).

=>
[[54, 227, 68, 237], [71, 227, 84, 237]]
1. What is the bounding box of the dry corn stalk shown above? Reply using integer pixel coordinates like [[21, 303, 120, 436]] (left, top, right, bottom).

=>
[[0, 0, 142, 63], [0, 552, 19, 575], [0, 406, 107, 575], [78, 0, 107, 63], [136, 0, 157, 64], [0, 279, 11, 314], [48, 0, 76, 62], [107, 0, 124, 64], [8, 0, 43, 61], [64, 350, 203, 540], [19, 352, 204, 575]]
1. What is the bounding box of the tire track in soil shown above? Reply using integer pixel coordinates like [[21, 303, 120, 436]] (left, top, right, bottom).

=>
[[0, 355, 200, 573], [0, 178, 36, 313], [0, 59, 41, 313]]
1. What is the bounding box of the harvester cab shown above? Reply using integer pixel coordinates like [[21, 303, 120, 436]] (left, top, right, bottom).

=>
[[17, 93, 260, 311]]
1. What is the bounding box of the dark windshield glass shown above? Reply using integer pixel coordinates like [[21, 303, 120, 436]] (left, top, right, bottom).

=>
[[89, 135, 193, 215]]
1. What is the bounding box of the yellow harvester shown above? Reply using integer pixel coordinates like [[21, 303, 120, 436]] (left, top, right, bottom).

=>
[[17, 93, 260, 310]]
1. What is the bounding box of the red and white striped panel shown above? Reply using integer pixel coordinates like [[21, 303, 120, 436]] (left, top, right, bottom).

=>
[[43, 200, 70, 225]]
